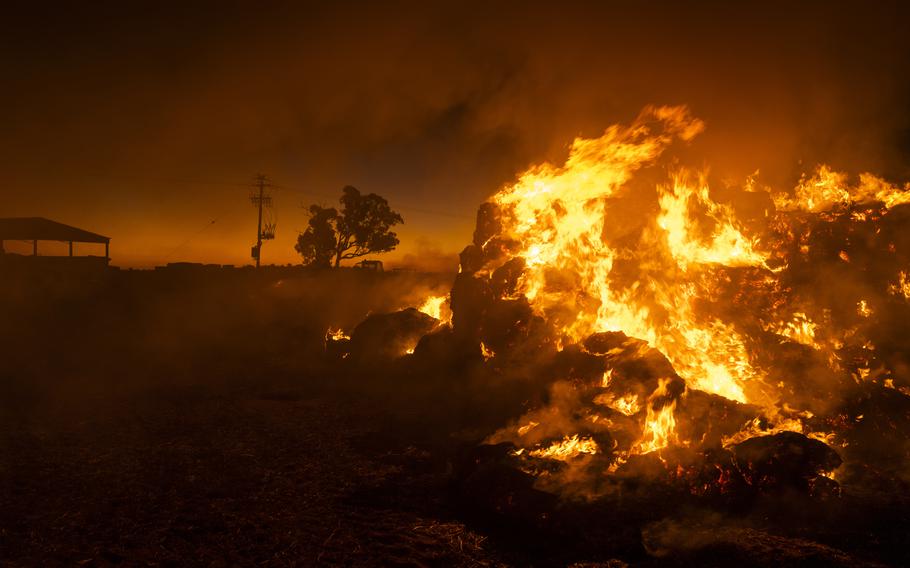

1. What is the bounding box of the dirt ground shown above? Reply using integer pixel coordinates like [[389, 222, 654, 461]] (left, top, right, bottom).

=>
[[1, 267, 907, 567], [1, 378, 508, 566], [0, 268, 512, 566]]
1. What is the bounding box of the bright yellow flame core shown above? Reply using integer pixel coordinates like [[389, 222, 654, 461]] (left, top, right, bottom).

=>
[[491, 106, 764, 405], [657, 173, 767, 271], [633, 378, 680, 454], [635, 403, 678, 455], [417, 295, 451, 323]]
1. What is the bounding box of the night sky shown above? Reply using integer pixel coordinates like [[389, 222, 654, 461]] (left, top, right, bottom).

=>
[[2, 1, 909, 267]]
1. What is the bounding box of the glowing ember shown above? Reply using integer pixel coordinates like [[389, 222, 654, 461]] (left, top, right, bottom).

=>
[[480, 342, 495, 361], [889, 271, 910, 299], [325, 327, 350, 342]]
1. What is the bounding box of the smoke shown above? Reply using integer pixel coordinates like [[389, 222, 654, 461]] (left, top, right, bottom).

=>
[[1, 2, 908, 267], [394, 237, 459, 274], [0, 267, 452, 426]]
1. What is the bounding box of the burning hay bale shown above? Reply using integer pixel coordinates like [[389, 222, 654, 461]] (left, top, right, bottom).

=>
[[672, 389, 760, 449], [450, 270, 492, 340], [479, 298, 552, 360], [437, 106, 910, 504], [729, 431, 842, 497], [340, 107, 910, 549], [347, 307, 439, 363], [408, 324, 490, 376]]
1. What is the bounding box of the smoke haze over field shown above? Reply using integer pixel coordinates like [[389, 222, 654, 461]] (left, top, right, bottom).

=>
[[1, 1, 909, 267]]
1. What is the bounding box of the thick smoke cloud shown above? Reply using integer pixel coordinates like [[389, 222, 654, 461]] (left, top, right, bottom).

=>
[[0, 1, 908, 266]]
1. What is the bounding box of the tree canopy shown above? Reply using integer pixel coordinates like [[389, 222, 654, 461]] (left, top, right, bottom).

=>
[[295, 186, 403, 267]]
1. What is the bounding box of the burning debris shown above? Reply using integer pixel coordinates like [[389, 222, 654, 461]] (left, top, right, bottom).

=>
[[417, 294, 452, 323], [324, 295, 452, 364], [324, 327, 351, 359], [338, 107, 910, 534], [345, 307, 440, 363]]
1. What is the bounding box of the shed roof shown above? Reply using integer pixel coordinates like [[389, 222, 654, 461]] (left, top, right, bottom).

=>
[[0, 217, 110, 243]]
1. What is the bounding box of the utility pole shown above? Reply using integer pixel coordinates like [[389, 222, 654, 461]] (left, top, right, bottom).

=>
[[250, 173, 274, 268]]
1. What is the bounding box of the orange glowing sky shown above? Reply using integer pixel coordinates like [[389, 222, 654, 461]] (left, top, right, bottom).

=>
[[2, 1, 909, 268]]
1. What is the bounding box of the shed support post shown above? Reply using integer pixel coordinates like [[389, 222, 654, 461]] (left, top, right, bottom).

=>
[[105, 241, 109, 260], [33, 240, 38, 256], [69, 241, 73, 257]]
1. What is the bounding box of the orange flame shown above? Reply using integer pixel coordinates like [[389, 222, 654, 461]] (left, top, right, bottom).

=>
[[632, 378, 680, 454], [476, 105, 907, 469], [491, 106, 764, 406], [529, 434, 599, 461], [417, 294, 451, 323]]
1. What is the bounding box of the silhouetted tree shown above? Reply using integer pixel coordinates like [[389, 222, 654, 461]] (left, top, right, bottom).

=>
[[296, 186, 403, 267], [294, 205, 338, 268]]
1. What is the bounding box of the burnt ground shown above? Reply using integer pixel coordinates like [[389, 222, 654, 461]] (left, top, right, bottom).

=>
[[1, 267, 908, 567]]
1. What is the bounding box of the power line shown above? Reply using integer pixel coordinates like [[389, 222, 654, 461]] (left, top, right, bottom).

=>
[[89, 175, 474, 219], [14, 172, 476, 221], [271, 183, 474, 220], [10, 171, 478, 219], [36, 173, 254, 188], [162, 217, 221, 261]]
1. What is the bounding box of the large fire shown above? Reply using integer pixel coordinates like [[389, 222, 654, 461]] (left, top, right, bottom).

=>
[[445, 105, 910, 495], [489, 107, 768, 407], [332, 105, 910, 504]]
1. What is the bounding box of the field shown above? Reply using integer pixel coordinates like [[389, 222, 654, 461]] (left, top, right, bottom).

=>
[[2, 266, 907, 567], [0, 268, 514, 566]]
